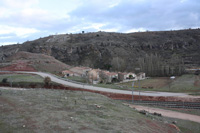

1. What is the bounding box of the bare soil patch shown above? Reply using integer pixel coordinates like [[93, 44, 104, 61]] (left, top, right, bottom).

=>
[[0, 61, 36, 71], [126, 104, 200, 123], [0, 51, 71, 73]]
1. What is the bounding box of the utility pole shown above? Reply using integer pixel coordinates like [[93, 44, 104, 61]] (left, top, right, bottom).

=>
[[138, 79, 141, 101], [135, 67, 141, 101], [132, 81, 134, 104]]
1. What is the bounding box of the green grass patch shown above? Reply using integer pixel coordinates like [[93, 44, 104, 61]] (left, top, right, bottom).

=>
[[165, 74, 200, 92], [66, 76, 87, 83], [94, 83, 127, 90], [118, 74, 200, 93], [0, 74, 44, 83], [0, 120, 15, 133], [189, 92, 200, 96]]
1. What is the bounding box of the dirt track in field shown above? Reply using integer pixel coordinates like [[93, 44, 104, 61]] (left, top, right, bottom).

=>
[[126, 104, 200, 123]]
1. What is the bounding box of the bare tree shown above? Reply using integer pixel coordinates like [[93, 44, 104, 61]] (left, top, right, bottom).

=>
[[111, 57, 126, 71]]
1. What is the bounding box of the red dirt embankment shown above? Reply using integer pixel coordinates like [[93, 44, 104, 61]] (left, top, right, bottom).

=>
[[0, 62, 36, 72]]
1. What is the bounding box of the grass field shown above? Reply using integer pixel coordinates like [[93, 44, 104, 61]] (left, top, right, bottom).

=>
[[66, 76, 87, 83], [0, 74, 44, 83], [145, 111, 200, 133], [0, 88, 179, 133], [95, 83, 125, 90], [119, 74, 200, 93], [0, 73, 46, 88]]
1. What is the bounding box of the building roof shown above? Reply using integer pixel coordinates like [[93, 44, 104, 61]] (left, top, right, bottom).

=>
[[62, 70, 74, 74], [91, 69, 101, 73], [69, 67, 92, 74], [118, 72, 128, 75], [73, 66, 91, 70], [103, 71, 118, 76]]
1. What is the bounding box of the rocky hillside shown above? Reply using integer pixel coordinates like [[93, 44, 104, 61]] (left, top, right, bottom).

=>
[[0, 29, 200, 76]]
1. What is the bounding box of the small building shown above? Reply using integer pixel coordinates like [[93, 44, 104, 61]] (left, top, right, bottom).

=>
[[69, 67, 92, 77], [87, 69, 101, 84], [126, 72, 137, 79], [137, 72, 146, 80], [118, 72, 128, 81], [118, 72, 137, 81], [62, 70, 74, 77], [100, 70, 118, 83]]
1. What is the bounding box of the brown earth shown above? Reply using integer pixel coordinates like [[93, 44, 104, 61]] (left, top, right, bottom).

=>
[[0, 61, 36, 71], [0, 51, 71, 73]]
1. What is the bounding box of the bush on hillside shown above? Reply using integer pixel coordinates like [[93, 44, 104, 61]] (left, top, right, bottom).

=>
[[2, 78, 8, 83], [44, 77, 51, 85]]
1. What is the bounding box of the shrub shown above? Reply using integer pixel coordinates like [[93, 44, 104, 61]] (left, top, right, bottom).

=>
[[2, 78, 7, 83], [44, 76, 51, 85], [195, 70, 200, 75], [129, 75, 133, 79]]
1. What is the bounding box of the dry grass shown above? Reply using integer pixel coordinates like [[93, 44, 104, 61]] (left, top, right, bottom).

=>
[[119, 74, 200, 93], [0, 88, 177, 133]]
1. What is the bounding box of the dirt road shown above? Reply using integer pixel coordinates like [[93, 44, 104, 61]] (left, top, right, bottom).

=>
[[126, 104, 200, 123]]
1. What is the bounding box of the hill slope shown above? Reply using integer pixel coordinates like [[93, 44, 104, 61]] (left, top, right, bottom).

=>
[[0, 29, 200, 76], [0, 88, 178, 132], [0, 51, 71, 73]]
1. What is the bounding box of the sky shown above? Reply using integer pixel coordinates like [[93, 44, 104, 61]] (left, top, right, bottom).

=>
[[0, 0, 200, 45]]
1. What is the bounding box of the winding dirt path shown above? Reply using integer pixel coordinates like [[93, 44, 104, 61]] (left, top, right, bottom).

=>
[[126, 104, 200, 123]]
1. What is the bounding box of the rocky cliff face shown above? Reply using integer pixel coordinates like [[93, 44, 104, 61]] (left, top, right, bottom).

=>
[[0, 29, 200, 76]]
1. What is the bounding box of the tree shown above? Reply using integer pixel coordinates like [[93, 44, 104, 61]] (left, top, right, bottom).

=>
[[195, 70, 200, 75], [111, 57, 126, 71], [129, 75, 133, 79], [44, 77, 51, 85], [2, 78, 7, 83], [138, 53, 185, 77]]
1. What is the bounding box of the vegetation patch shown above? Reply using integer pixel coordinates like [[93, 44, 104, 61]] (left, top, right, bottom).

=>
[[119, 74, 200, 93], [0, 88, 177, 133], [66, 76, 87, 83]]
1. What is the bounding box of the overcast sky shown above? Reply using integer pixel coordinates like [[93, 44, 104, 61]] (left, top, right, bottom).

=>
[[0, 0, 200, 45]]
